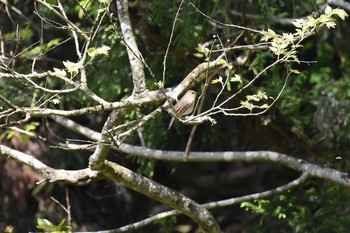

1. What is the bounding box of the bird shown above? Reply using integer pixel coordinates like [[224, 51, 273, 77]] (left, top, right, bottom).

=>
[[168, 90, 198, 130]]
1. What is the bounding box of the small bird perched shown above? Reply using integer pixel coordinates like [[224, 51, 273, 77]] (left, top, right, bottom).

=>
[[168, 90, 198, 130]]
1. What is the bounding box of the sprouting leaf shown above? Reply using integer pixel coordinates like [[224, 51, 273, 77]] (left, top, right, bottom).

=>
[[333, 8, 349, 20], [193, 52, 204, 58], [63, 60, 82, 74], [289, 69, 300, 74], [96, 45, 111, 56], [257, 90, 268, 100], [325, 20, 336, 29], [211, 76, 223, 84], [196, 43, 209, 55], [325, 5, 332, 15], [216, 58, 227, 65], [246, 95, 260, 102], [36, 218, 54, 230], [88, 45, 111, 60], [52, 68, 67, 78], [260, 29, 277, 41], [46, 38, 61, 51], [105, 25, 114, 31], [260, 104, 269, 109], [6, 130, 15, 140], [24, 122, 39, 132], [230, 74, 242, 83], [269, 46, 278, 53], [87, 47, 96, 57], [51, 98, 60, 105], [282, 33, 294, 42], [155, 81, 164, 88], [4, 225, 14, 233], [292, 18, 305, 28], [240, 100, 255, 112]]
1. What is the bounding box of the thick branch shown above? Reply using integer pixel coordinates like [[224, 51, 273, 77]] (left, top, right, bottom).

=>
[[118, 145, 350, 187], [327, 0, 350, 12], [87, 59, 222, 167], [116, 0, 147, 96], [53, 114, 222, 232], [0, 145, 101, 185], [52, 116, 350, 188], [101, 160, 222, 233], [87, 173, 307, 233]]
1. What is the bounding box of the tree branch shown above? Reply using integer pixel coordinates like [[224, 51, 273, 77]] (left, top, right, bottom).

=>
[[0, 145, 101, 185], [51, 116, 350, 188], [101, 160, 222, 233], [71, 173, 308, 233], [116, 0, 147, 96], [118, 144, 350, 187]]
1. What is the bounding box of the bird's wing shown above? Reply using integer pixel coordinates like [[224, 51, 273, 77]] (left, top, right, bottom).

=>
[[175, 98, 193, 116]]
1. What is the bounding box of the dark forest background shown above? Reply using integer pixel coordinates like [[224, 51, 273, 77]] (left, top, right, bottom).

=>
[[1, 0, 350, 232]]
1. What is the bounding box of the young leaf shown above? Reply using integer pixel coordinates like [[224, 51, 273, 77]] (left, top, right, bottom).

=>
[[52, 68, 67, 78], [63, 60, 82, 74], [211, 76, 223, 84]]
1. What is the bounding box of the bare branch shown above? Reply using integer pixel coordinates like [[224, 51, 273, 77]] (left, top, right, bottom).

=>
[[35, 0, 89, 39], [116, 0, 147, 96], [328, 0, 350, 11], [50, 115, 350, 188], [0, 145, 101, 185], [102, 160, 222, 233], [86, 173, 307, 233], [118, 144, 350, 187]]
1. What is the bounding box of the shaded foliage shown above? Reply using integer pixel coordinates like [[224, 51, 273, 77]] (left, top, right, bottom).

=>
[[0, 0, 350, 232]]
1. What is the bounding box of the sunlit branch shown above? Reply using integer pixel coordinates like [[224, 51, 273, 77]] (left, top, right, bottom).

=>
[[0, 144, 101, 185], [86, 173, 307, 233]]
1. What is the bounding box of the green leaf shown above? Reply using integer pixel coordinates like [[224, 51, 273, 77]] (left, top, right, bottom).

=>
[[216, 58, 227, 65], [6, 130, 15, 140], [52, 68, 67, 78], [325, 5, 332, 15], [51, 98, 60, 105], [196, 43, 209, 55], [87, 47, 96, 58], [57, 219, 67, 229], [325, 20, 336, 29], [193, 52, 204, 58], [292, 18, 305, 28], [333, 8, 349, 20], [260, 104, 269, 109], [289, 69, 300, 74], [260, 28, 277, 41], [24, 122, 38, 132], [88, 46, 111, 60], [46, 38, 62, 51], [230, 74, 242, 85], [155, 81, 164, 88], [257, 90, 268, 100], [36, 218, 54, 230], [246, 94, 260, 102], [96, 45, 111, 56], [211, 76, 223, 84], [240, 100, 255, 112], [4, 225, 14, 233], [63, 60, 82, 74], [282, 33, 294, 42]]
